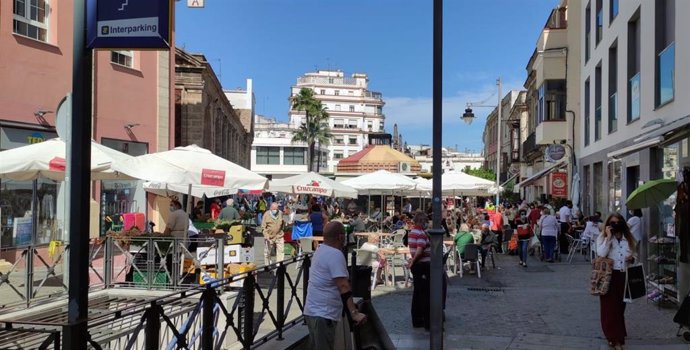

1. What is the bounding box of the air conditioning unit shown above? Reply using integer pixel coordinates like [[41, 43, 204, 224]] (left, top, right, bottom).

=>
[[399, 162, 411, 173]]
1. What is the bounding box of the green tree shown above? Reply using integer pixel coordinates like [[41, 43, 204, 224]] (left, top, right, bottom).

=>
[[463, 166, 496, 182], [291, 88, 332, 172]]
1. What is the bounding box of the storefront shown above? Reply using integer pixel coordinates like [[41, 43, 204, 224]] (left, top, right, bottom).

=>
[[99, 138, 148, 235], [515, 160, 568, 203], [0, 126, 58, 247]]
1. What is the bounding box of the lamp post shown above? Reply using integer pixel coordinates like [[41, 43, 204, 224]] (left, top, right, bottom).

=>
[[462, 77, 503, 205]]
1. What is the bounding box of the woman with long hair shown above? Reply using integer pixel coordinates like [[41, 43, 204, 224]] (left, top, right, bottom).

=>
[[596, 212, 637, 350]]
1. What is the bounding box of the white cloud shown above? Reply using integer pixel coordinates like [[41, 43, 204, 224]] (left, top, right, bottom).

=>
[[384, 78, 524, 148]]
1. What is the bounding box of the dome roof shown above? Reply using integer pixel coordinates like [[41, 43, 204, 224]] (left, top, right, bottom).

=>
[[336, 145, 421, 174]]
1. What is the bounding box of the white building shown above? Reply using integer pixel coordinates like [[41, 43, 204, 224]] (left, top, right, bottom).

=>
[[409, 145, 484, 173], [289, 70, 386, 172], [578, 0, 689, 301], [250, 115, 328, 179]]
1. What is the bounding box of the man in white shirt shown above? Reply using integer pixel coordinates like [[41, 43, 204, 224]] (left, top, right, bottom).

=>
[[304, 222, 366, 350], [558, 201, 573, 254], [403, 200, 413, 215]]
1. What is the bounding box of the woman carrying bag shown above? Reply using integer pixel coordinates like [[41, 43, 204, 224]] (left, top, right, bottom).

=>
[[596, 212, 637, 350]]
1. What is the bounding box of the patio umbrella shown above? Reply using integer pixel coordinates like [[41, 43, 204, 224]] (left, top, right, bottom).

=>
[[0, 138, 134, 181], [625, 178, 677, 209], [112, 144, 268, 196], [440, 171, 498, 196], [341, 170, 417, 195], [269, 172, 358, 198]]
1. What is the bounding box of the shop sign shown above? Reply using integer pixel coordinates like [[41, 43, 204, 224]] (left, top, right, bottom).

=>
[[87, 0, 172, 49], [201, 169, 226, 186], [0, 127, 57, 150], [545, 144, 566, 162], [551, 172, 568, 198], [294, 180, 330, 195]]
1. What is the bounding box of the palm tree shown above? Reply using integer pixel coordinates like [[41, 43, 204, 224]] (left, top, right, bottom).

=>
[[291, 88, 332, 172]]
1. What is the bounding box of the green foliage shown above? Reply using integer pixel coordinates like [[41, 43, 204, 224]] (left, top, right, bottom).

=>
[[290, 88, 332, 171], [463, 166, 496, 181], [214, 219, 242, 231]]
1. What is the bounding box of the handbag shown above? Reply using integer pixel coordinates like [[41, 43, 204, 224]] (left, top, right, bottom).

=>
[[623, 264, 646, 302], [590, 256, 614, 296]]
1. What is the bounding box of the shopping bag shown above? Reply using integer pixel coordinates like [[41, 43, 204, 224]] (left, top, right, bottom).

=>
[[590, 256, 614, 296], [529, 234, 540, 249], [623, 264, 646, 302]]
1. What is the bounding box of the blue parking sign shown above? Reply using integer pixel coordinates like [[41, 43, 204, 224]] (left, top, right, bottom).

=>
[[87, 0, 172, 49]]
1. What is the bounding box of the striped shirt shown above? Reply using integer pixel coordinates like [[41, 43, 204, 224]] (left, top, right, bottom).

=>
[[408, 226, 431, 263]]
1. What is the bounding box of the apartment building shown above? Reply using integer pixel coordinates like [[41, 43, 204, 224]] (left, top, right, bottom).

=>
[[578, 0, 689, 301], [251, 115, 328, 179], [288, 70, 386, 172], [483, 90, 526, 188], [0, 1, 175, 245], [517, 0, 581, 203], [409, 146, 484, 174]]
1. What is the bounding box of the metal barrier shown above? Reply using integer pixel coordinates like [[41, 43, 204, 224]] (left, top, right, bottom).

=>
[[0, 241, 312, 350]]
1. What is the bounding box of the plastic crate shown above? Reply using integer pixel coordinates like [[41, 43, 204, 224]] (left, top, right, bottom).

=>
[[133, 271, 169, 286]]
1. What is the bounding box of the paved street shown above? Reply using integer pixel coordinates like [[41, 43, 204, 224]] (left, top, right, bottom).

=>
[[369, 251, 687, 350]]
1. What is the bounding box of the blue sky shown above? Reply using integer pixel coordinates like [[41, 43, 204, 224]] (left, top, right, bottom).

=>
[[175, 0, 559, 153]]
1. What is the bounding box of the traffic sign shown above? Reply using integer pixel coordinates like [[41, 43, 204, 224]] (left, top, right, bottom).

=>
[[87, 0, 172, 49]]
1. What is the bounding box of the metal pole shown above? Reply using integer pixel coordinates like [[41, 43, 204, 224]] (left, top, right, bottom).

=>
[[429, 0, 444, 348], [496, 77, 502, 206], [64, 0, 91, 348]]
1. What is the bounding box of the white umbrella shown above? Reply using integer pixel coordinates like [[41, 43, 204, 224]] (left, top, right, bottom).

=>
[[0, 138, 133, 181], [440, 171, 498, 196], [269, 172, 358, 198], [341, 170, 417, 195], [142, 182, 240, 198], [112, 144, 268, 194]]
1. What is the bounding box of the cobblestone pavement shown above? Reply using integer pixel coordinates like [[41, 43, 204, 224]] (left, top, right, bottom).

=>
[[369, 251, 687, 349]]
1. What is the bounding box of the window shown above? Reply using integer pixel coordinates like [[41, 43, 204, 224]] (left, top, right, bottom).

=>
[[335, 104, 341, 111], [333, 119, 344, 128], [334, 152, 344, 159], [283, 147, 305, 165], [608, 160, 621, 214], [320, 89, 326, 95], [334, 90, 340, 96], [609, 0, 618, 22], [349, 105, 355, 112], [596, 0, 603, 45], [585, 2, 591, 62], [608, 42, 618, 133], [334, 137, 344, 145], [256, 147, 279, 165], [595, 63, 602, 141], [348, 137, 357, 145], [584, 78, 591, 146], [367, 121, 373, 131], [379, 121, 384, 131], [583, 165, 591, 214], [111, 51, 134, 68], [511, 126, 520, 162], [627, 10, 641, 122], [328, 78, 334, 84], [347, 120, 357, 129], [13, 0, 48, 42], [655, 0, 675, 107], [375, 106, 382, 115], [537, 80, 566, 123], [348, 90, 354, 95]]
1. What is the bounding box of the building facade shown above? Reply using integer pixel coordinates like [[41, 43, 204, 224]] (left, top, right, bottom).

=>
[[578, 0, 690, 300], [410, 146, 484, 174], [250, 115, 328, 179], [0, 0, 175, 246], [289, 70, 386, 172], [517, 0, 581, 203], [482, 90, 525, 187], [174, 48, 252, 169]]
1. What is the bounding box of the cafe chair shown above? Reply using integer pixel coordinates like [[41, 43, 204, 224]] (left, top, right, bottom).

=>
[[460, 244, 482, 279]]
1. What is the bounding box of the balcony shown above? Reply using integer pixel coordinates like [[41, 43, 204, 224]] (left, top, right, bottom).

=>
[[536, 120, 567, 145], [522, 132, 538, 161]]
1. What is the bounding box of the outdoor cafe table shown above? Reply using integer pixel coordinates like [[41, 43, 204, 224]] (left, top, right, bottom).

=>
[[378, 246, 410, 288]]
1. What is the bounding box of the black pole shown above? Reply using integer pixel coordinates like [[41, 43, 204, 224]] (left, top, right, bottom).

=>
[[63, 0, 91, 348], [429, 0, 445, 348]]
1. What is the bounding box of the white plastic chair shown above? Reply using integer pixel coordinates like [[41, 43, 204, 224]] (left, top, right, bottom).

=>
[[355, 243, 380, 291]]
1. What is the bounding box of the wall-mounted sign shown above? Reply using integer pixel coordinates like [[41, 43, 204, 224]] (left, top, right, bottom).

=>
[[545, 144, 566, 162], [87, 0, 172, 49], [551, 172, 568, 198], [187, 0, 205, 8]]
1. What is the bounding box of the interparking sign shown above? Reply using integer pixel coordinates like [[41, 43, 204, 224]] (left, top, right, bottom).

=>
[[87, 0, 172, 49]]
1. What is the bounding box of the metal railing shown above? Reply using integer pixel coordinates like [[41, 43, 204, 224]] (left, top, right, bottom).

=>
[[0, 240, 313, 350]]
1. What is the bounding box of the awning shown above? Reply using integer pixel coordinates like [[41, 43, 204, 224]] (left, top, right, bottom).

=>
[[607, 137, 663, 159], [515, 160, 567, 189], [501, 173, 518, 187], [634, 114, 690, 145]]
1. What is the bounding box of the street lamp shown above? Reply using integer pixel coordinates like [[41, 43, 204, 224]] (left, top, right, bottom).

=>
[[462, 77, 503, 205]]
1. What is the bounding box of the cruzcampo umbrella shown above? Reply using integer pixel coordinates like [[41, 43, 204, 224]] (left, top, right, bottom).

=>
[[625, 178, 677, 209]]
